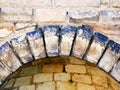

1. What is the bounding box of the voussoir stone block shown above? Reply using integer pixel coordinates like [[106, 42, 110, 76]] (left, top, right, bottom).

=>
[[0, 42, 21, 72], [60, 25, 76, 56], [72, 26, 93, 58], [43, 25, 59, 57], [98, 40, 120, 72], [11, 35, 33, 63], [26, 28, 46, 59], [0, 62, 11, 85], [85, 32, 108, 64]]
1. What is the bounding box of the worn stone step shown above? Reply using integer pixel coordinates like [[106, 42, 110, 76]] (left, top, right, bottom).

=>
[[26, 28, 46, 59], [85, 32, 108, 64], [98, 40, 120, 72], [72, 26, 93, 58], [43, 25, 59, 57]]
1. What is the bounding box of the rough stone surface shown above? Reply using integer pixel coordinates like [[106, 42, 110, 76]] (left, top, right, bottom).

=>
[[72, 74, 92, 84], [85, 32, 108, 64], [19, 85, 35, 90], [36, 82, 55, 90], [57, 81, 76, 90], [54, 73, 71, 81], [98, 40, 120, 72], [43, 26, 59, 56], [42, 64, 63, 73], [33, 73, 53, 83], [92, 76, 108, 88], [65, 64, 86, 73], [72, 26, 93, 58], [77, 83, 95, 90], [0, 0, 52, 8], [101, 10, 120, 23], [34, 9, 66, 22], [14, 76, 32, 87], [69, 9, 99, 23], [1, 7, 32, 22], [112, 0, 120, 7], [55, 0, 100, 7], [60, 25, 76, 56]]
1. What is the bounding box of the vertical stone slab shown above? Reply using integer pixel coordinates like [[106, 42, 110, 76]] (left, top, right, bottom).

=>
[[11, 35, 33, 63], [43, 25, 59, 57], [0, 42, 22, 72], [98, 40, 120, 72], [85, 32, 108, 64], [26, 28, 46, 59], [72, 26, 93, 58], [0, 62, 11, 85], [60, 25, 76, 56]]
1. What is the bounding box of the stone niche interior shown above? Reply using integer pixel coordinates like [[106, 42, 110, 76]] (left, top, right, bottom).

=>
[[0, 25, 120, 90]]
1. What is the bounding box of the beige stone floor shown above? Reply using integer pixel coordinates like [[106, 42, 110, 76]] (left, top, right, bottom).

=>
[[1, 56, 120, 90]]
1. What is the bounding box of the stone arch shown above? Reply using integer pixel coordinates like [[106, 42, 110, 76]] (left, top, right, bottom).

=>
[[0, 25, 120, 87]]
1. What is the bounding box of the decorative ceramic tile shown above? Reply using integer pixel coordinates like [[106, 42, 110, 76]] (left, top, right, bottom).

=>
[[98, 40, 120, 72], [85, 32, 108, 64], [43, 25, 59, 57], [60, 25, 77, 56], [72, 26, 93, 58], [0, 42, 21, 71], [0, 62, 11, 85], [11, 35, 33, 63], [26, 28, 46, 59]]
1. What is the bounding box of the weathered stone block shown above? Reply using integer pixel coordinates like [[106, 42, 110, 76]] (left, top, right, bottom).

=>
[[77, 83, 95, 90], [112, 0, 120, 8], [98, 40, 120, 72], [34, 9, 66, 22], [19, 85, 35, 90], [72, 74, 92, 84], [43, 25, 59, 57], [92, 76, 108, 88], [26, 28, 46, 59], [1, 7, 32, 22], [85, 32, 108, 64], [42, 64, 63, 73], [11, 35, 33, 63], [54, 73, 71, 81], [101, 10, 120, 23], [110, 60, 120, 82], [0, 62, 11, 85], [14, 76, 32, 87], [33, 73, 53, 83], [69, 9, 99, 23], [36, 82, 55, 90], [72, 26, 93, 58], [57, 81, 76, 90], [65, 64, 86, 73], [60, 25, 76, 56], [55, 0, 100, 7], [0, 42, 21, 71]]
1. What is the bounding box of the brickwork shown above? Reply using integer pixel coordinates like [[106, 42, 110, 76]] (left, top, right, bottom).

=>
[[1, 57, 120, 90]]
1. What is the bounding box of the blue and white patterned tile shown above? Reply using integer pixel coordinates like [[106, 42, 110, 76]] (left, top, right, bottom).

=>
[[85, 32, 108, 64], [43, 25, 59, 57], [11, 35, 33, 63], [72, 26, 93, 58], [98, 40, 120, 72], [110, 60, 120, 82], [0, 62, 11, 85], [26, 28, 46, 59], [60, 25, 76, 56], [0, 42, 22, 72]]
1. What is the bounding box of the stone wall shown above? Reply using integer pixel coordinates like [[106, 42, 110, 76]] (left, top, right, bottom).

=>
[[1, 56, 120, 90], [0, 0, 120, 43]]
